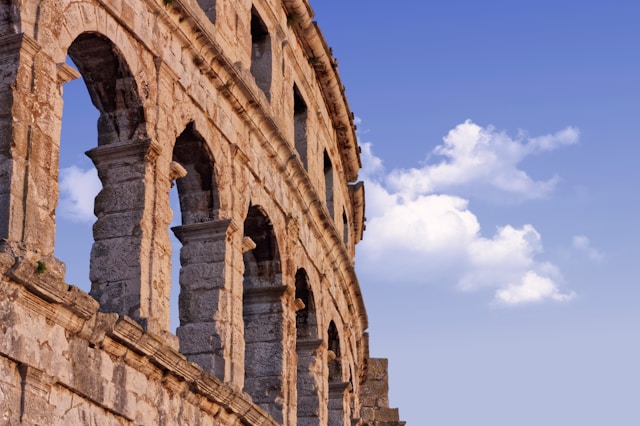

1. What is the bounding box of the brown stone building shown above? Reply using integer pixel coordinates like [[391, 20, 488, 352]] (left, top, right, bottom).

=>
[[0, 0, 404, 424]]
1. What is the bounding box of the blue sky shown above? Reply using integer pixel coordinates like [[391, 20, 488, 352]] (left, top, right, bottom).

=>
[[55, 1, 640, 425]]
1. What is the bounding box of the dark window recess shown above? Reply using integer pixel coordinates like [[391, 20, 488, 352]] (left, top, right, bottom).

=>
[[250, 8, 272, 100], [293, 84, 308, 169], [324, 150, 334, 219]]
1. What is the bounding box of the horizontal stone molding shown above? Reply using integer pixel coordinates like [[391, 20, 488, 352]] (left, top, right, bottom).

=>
[[328, 381, 352, 396], [86, 138, 160, 166], [172, 219, 238, 244], [296, 338, 323, 351], [243, 284, 289, 301], [5, 256, 99, 320], [0, 33, 40, 58]]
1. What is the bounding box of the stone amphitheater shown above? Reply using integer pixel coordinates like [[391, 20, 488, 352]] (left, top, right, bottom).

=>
[[0, 0, 404, 424]]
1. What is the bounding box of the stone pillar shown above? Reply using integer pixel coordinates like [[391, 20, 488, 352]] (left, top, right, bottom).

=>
[[173, 219, 238, 381], [86, 139, 165, 332], [243, 284, 288, 424], [328, 381, 351, 426], [0, 34, 66, 255], [296, 338, 323, 426]]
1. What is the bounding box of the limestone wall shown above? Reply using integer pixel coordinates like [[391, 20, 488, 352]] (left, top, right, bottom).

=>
[[0, 0, 403, 424]]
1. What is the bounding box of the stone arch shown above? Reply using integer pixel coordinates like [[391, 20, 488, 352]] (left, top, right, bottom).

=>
[[295, 268, 322, 424], [56, 3, 147, 79], [67, 32, 147, 145], [242, 204, 286, 423], [172, 122, 220, 224], [63, 32, 161, 333]]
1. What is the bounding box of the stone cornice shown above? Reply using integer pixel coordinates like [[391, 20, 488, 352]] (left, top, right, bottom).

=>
[[349, 181, 365, 243], [282, 0, 362, 181]]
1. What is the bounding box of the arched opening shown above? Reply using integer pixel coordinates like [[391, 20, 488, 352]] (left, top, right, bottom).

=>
[[172, 122, 219, 223], [169, 122, 221, 335], [295, 269, 321, 424], [62, 33, 155, 330], [242, 204, 285, 422], [324, 150, 334, 220], [328, 320, 347, 425], [169, 123, 229, 376], [67, 33, 146, 146], [342, 208, 349, 246], [293, 84, 308, 169], [328, 321, 342, 383], [55, 58, 100, 293], [169, 182, 181, 334]]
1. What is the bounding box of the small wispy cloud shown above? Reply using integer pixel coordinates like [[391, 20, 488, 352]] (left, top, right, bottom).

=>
[[58, 166, 101, 223], [572, 235, 604, 262]]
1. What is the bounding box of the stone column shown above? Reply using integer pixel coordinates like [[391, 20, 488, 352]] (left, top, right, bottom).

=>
[[0, 34, 66, 255], [243, 284, 288, 424], [173, 219, 238, 381], [328, 381, 351, 426], [296, 338, 323, 426], [86, 139, 164, 332]]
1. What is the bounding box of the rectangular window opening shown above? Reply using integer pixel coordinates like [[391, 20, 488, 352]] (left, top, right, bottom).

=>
[[251, 7, 272, 100], [293, 84, 308, 169]]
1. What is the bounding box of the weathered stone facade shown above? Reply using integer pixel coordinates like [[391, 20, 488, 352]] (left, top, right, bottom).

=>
[[0, 0, 404, 424]]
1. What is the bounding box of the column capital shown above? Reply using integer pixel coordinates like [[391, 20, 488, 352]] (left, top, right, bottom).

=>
[[329, 381, 352, 396], [296, 338, 324, 351], [172, 219, 239, 244], [244, 285, 288, 301], [86, 138, 160, 167], [0, 33, 40, 58]]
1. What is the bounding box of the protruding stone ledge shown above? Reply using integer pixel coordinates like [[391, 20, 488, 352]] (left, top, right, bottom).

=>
[[329, 381, 352, 396], [86, 138, 160, 167], [348, 181, 365, 243], [56, 62, 81, 84], [296, 338, 323, 351], [243, 285, 289, 302], [0, 33, 40, 58], [172, 219, 238, 244], [4, 255, 99, 320]]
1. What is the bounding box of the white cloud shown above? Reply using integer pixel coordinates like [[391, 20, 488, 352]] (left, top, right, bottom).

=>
[[58, 166, 101, 223], [572, 235, 603, 262], [356, 121, 578, 306], [384, 120, 578, 201], [494, 271, 576, 305]]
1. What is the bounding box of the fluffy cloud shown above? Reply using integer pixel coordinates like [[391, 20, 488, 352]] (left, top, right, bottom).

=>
[[58, 166, 101, 223], [494, 271, 576, 305], [385, 120, 578, 201], [357, 121, 577, 306]]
